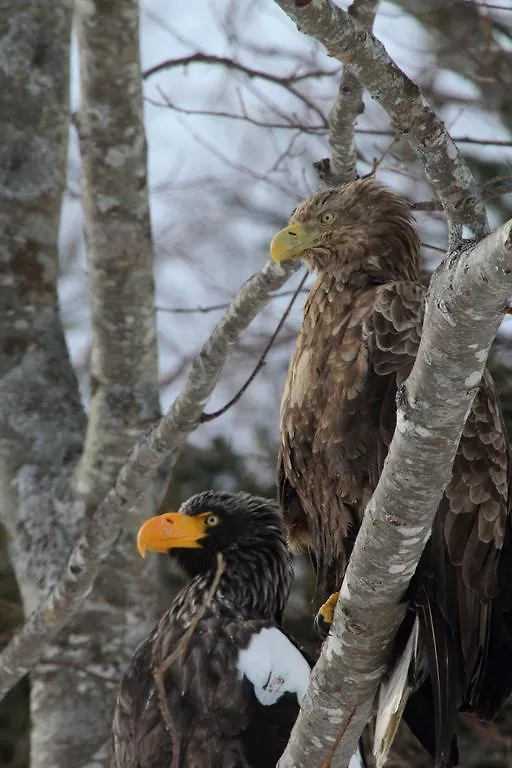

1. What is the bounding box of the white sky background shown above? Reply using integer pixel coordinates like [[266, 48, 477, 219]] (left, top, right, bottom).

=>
[[58, 0, 512, 482]]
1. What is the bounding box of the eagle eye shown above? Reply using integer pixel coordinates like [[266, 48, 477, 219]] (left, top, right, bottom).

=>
[[205, 513, 221, 527], [320, 212, 334, 224]]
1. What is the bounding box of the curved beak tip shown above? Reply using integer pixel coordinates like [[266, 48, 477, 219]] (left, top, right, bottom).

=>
[[136, 536, 147, 559], [136, 514, 173, 559], [270, 223, 314, 265], [270, 229, 294, 265]]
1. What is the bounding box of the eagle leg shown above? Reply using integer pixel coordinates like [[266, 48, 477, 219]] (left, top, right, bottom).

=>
[[314, 591, 340, 638]]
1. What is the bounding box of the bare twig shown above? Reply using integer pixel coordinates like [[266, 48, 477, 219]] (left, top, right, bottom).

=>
[[320, 706, 357, 768], [200, 273, 308, 422], [143, 52, 336, 85], [36, 658, 119, 684], [145, 93, 327, 133], [155, 287, 308, 315], [152, 640, 181, 768], [162, 553, 225, 673]]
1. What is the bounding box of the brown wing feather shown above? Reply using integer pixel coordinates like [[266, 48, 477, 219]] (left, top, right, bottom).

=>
[[279, 276, 512, 720], [445, 370, 509, 602]]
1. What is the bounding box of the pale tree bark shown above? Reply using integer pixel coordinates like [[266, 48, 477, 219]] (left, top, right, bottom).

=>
[[321, 0, 379, 186], [29, 1, 162, 764], [0, 0, 87, 765], [391, 0, 512, 133], [0, 0, 162, 765]]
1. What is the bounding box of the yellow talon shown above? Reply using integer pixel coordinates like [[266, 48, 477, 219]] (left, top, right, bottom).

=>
[[315, 591, 340, 638], [319, 591, 340, 624]]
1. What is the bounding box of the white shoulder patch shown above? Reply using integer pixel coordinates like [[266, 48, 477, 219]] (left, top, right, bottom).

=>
[[237, 627, 311, 706]]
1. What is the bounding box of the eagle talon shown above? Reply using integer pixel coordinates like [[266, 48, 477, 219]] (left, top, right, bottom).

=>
[[314, 591, 340, 639]]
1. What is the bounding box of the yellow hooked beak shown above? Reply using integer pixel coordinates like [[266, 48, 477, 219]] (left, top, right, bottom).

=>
[[137, 512, 208, 557], [270, 222, 320, 265]]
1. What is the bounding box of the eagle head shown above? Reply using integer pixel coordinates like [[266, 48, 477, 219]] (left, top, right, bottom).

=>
[[136, 490, 293, 620], [270, 177, 421, 281]]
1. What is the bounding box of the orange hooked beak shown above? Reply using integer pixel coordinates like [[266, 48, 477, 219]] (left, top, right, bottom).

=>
[[137, 512, 208, 557]]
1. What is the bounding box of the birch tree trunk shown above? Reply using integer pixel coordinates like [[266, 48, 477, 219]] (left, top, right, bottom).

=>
[[0, 1, 85, 764], [0, 1, 161, 765]]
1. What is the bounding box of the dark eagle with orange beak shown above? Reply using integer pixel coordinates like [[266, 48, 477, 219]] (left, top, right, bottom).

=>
[[271, 177, 512, 767], [110, 491, 320, 768]]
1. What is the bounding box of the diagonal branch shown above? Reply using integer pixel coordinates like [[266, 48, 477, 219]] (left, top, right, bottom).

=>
[[0, 258, 299, 702], [278, 220, 512, 767], [200, 272, 308, 423], [273, 0, 488, 244]]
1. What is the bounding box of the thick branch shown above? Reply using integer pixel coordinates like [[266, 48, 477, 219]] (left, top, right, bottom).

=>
[[279, 221, 512, 767], [0, 259, 299, 701], [0, 3, 90, 765], [24, 3, 163, 764], [273, 0, 488, 242]]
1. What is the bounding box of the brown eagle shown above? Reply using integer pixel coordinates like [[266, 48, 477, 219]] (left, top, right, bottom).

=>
[[271, 177, 512, 767]]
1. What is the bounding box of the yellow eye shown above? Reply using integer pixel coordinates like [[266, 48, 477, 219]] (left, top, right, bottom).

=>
[[320, 212, 334, 224], [205, 514, 220, 527]]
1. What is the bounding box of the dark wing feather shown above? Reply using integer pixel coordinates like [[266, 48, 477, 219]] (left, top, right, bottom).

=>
[[365, 284, 511, 611], [412, 516, 462, 768], [362, 281, 423, 384], [111, 614, 310, 768], [277, 449, 310, 552], [111, 612, 251, 768], [444, 370, 509, 603]]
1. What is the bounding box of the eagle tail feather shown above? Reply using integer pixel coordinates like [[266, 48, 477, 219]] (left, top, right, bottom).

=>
[[373, 615, 419, 768], [416, 592, 459, 767]]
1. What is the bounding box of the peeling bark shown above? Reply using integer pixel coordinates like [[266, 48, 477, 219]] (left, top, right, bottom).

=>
[[279, 222, 512, 767], [273, 0, 488, 243]]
